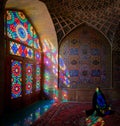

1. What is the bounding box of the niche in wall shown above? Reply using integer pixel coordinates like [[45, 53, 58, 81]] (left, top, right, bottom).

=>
[[59, 24, 111, 89]]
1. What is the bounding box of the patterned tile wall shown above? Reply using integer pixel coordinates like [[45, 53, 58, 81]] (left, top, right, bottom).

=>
[[59, 25, 111, 88]]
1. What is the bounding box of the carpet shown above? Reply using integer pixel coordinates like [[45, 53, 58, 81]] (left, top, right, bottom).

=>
[[32, 101, 120, 126]]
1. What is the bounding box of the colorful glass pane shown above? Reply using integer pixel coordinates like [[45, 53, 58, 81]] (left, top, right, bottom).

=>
[[33, 31, 40, 49], [6, 10, 42, 96], [11, 60, 22, 99], [35, 51, 41, 63], [26, 63, 33, 94], [7, 10, 34, 46], [36, 65, 40, 91], [10, 41, 33, 59]]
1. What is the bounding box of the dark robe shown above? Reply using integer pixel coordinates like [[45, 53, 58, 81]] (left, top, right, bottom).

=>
[[86, 87, 113, 117], [92, 88, 107, 116]]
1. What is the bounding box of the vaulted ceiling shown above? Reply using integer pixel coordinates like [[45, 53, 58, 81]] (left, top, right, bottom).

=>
[[41, 0, 120, 51]]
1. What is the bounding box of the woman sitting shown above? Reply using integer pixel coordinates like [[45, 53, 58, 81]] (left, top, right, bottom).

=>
[[92, 87, 112, 116], [86, 87, 112, 116]]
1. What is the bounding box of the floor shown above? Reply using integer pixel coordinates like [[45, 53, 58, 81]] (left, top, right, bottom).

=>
[[1, 100, 55, 126], [31, 101, 120, 126], [1, 100, 120, 126]]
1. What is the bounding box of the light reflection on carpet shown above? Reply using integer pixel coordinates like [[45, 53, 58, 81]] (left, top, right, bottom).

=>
[[32, 102, 120, 126], [1, 100, 55, 126]]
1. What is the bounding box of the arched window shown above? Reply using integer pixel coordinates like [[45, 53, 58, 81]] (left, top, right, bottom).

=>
[[4, 10, 42, 100]]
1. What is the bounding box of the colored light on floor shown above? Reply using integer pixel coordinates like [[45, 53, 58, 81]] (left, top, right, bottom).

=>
[[1, 100, 55, 126]]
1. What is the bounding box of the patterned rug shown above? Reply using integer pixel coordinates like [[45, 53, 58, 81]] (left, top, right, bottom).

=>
[[32, 101, 120, 126]]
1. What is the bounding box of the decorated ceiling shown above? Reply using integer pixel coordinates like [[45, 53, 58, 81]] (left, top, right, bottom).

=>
[[41, 0, 120, 51]]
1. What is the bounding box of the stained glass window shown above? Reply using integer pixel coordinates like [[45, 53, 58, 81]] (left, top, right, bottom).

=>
[[35, 51, 41, 63], [7, 10, 41, 60], [10, 41, 33, 59], [5, 10, 42, 100], [36, 65, 40, 91], [7, 10, 34, 46], [26, 63, 33, 94], [11, 60, 22, 99], [34, 31, 40, 49]]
